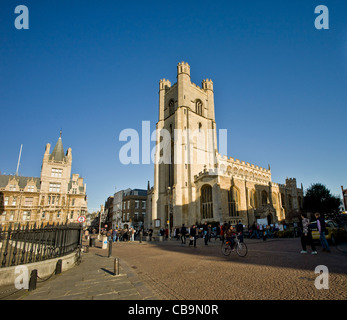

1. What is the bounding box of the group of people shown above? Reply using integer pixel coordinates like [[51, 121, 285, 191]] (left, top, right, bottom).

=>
[[177, 224, 198, 247], [174, 220, 244, 249], [89, 227, 139, 242], [299, 212, 330, 254]]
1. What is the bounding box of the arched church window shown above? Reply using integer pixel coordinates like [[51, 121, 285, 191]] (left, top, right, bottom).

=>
[[201, 185, 213, 219], [196, 100, 203, 116], [250, 189, 257, 209], [228, 186, 239, 217], [169, 100, 175, 115], [261, 190, 268, 206]]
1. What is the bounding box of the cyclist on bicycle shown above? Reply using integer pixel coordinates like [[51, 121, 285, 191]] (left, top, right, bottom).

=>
[[225, 225, 237, 250]]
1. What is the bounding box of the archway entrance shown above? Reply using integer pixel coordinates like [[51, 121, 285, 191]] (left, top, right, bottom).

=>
[[267, 214, 272, 226]]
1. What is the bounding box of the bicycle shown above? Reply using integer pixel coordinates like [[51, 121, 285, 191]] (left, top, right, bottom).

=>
[[221, 234, 248, 257]]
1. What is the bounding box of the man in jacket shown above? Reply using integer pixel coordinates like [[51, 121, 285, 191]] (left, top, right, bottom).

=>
[[180, 224, 187, 244], [189, 225, 197, 248], [315, 212, 331, 252]]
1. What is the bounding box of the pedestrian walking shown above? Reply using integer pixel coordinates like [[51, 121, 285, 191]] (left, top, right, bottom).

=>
[[236, 220, 244, 242], [180, 224, 187, 244], [112, 229, 117, 242], [203, 222, 209, 245], [189, 225, 197, 248], [250, 222, 259, 239], [300, 213, 317, 254], [315, 212, 331, 252]]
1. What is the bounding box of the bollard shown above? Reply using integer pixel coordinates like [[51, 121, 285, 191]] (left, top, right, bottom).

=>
[[139, 231, 143, 243], [28, 269, 37, 291], [114, 258, 119, 276], [55, 259, 62, 275], [108, 240, 112, 258]]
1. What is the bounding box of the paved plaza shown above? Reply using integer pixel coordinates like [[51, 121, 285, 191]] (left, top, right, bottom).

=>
[[0, 237, 346, 300]]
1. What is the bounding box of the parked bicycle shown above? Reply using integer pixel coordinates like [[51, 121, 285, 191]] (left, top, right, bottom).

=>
[[221, 234, 248, 257]]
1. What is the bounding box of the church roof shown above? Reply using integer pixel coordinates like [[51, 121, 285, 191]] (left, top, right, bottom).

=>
[[49, 136, 66, 162]]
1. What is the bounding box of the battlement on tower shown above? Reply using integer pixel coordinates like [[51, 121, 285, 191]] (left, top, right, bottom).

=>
[[177, 61, 191, 77], [202, 79, 213, 91], [159, 78, 171, 90]]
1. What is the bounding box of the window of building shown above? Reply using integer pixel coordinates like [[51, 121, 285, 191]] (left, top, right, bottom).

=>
[[261, 191, 268, 206], [4, 197, 9, 206], [9, 185, 16, 191], [250, 190, 257, 209], [51, 168, 63, 177], [201, 185, 213, 219], [126, 213, 130, 221], [135, 200, 139, 209], [228, 187, 239, 217], [10, 211, 14, 221], [23, 211, 31, 221], [169, 99, 175, 115], [24, 197, 33, 206], [70, 211, 74, 219], [127, 201, 130, 209], [57, 211, 61, 219], [27, 185, 35, 192], [12, 197, 17, 206], [72, 199, 75, 206], [134, 212, 139, 221], [49, 183, 61, 193], [41, 211, 46, 219], [142, 201, 146, 209], [1, 211, 6, 221], [196, 100, 203, 116]]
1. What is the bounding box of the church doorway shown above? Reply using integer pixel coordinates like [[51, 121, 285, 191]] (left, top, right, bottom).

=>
[[267, 214, 272, 226]]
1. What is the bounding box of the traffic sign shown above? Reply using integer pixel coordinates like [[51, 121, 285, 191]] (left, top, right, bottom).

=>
[[78, 216, 86, 223]]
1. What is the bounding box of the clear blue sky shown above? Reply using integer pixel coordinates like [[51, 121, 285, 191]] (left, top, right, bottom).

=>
[[0, 0, 346, 211]]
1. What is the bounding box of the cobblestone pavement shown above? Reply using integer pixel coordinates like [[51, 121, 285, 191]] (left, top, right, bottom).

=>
[[1, 237, 346, 300], [106, 237, 347, 300]]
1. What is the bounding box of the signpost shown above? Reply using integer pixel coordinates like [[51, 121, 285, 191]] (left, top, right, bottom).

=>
[[78, 216, 86, 224]]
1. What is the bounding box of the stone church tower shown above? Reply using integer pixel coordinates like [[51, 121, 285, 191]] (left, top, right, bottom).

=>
[[150, 62, 219, 229], [147, 62, 304, 232]]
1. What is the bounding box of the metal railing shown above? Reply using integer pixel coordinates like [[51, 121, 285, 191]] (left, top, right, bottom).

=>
[[0, 222, 82, 268]]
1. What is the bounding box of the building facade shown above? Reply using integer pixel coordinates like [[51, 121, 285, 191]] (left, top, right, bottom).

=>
[[0, 134, 88, 228], [147, 62, 303, 231], [121, 189, 147, 229]]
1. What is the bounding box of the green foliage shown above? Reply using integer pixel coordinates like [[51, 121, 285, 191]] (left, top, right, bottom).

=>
[[303, 183, 341, 216]]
